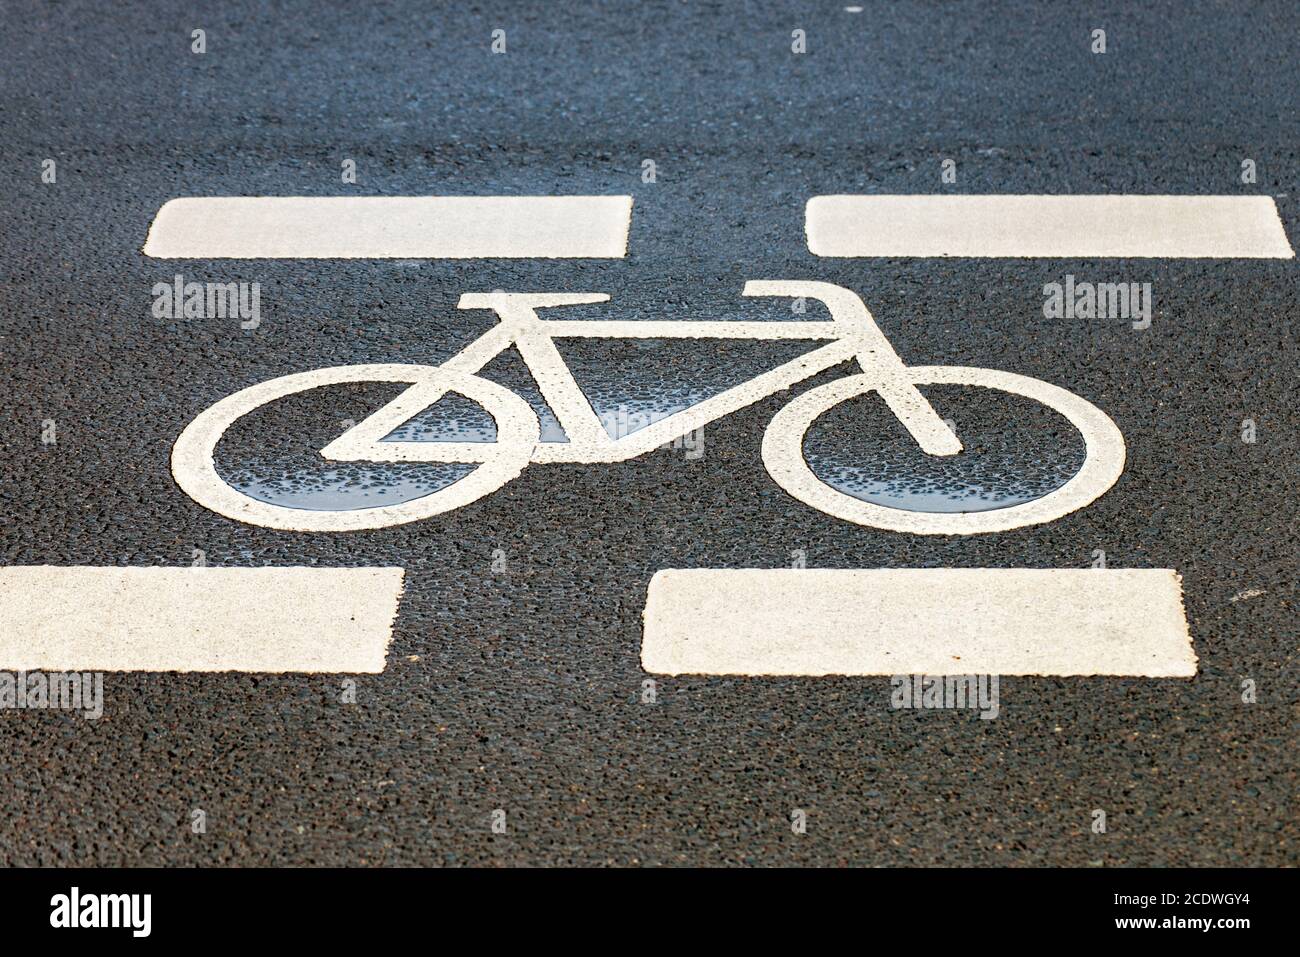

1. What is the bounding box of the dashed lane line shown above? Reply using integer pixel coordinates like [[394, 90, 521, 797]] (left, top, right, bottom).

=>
[[642, 568, 1197, 677], [0, 566, 404, 673], [806, 194, 1295, 258], [143, 195, 633, 259]]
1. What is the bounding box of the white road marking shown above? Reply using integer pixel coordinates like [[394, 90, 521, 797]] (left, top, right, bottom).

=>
[[172, 282, 1126, 533], [173, 365, 539, 532], [0, 566, 404, 672], [641, 568, 1196, 676], [760, 365, 1125, 535], [143, 196, 633, 258], [806, 195, 1295, 258]]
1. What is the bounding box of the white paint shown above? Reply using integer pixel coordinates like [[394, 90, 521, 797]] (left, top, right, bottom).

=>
[[143, 196, 634, 258], [173, 366, 539, 532], [0, 566, 404, 672], [761, 368, 1125, 534], [641, 568, 1197, 677], [172, 282, 1126, 534], [806, 195, 1295, 258]]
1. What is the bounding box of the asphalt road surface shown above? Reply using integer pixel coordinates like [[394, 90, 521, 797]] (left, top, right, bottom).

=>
[[2, 0, 1297, 866]]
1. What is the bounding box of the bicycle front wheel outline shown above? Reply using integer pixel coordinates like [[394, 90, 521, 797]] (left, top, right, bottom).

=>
[[171, 364, 540, 532], [760, 367, 1126, 535]]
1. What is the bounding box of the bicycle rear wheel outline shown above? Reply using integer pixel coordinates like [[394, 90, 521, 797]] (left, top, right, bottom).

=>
[[171, 364, 540, 532], [761, 367, 1126, 534]]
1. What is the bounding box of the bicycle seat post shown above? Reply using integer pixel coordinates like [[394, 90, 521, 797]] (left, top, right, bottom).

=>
[[456, 291, 614, 451]]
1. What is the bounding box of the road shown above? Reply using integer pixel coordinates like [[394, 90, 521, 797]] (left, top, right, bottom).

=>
[[1, 0, 1296, 866]]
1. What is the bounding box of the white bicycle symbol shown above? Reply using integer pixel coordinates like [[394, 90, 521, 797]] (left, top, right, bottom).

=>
[[171, 280, 1126, 534]]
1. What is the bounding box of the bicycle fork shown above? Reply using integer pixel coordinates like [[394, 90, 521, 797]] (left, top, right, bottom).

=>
[[741, 281, 963, 456]]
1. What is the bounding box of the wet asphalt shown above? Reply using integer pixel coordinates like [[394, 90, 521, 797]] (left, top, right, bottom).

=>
[[1, 1, 1296, 865]]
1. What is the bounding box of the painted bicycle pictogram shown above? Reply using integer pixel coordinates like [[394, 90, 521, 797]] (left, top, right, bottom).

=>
[[171, 280, 1126, 533]]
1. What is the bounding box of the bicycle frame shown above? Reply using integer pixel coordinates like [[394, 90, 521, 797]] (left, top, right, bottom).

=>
[[329, 280, 962, 465]]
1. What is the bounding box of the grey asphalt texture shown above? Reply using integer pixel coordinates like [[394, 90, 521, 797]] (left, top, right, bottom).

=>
[[1, 0, 1297, 866]]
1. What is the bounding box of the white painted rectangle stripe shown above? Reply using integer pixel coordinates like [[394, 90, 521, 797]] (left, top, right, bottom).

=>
[[143, 195, 633, 258], [642, 568, 1196, 677], [806, 194, 1295, 258], [0, 566, 404, 673]]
